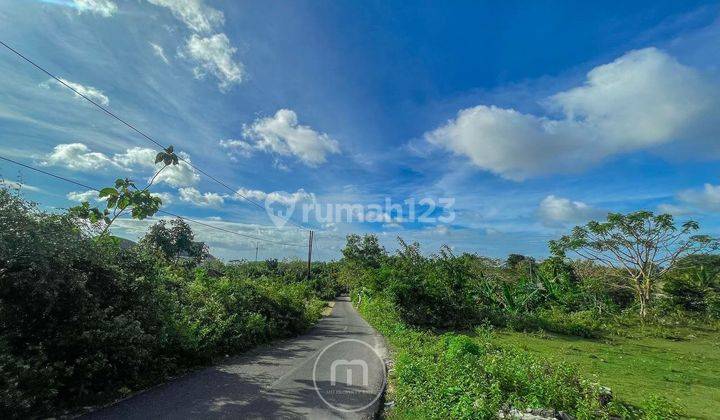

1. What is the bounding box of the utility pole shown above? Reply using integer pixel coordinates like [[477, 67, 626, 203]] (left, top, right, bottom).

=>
[[307, 230, 314, 280], [255, 242, 259, 262]]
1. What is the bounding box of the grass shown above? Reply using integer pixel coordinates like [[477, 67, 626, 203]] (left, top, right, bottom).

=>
[[491, 326, 720, 419]]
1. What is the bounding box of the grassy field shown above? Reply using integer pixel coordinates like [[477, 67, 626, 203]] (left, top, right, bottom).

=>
[[492, 327, 720, 419]]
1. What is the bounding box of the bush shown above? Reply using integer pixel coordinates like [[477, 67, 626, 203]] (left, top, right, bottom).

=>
[[358, 296, 606, 419], [507, 308, 605, 338], [0, 189, 327, 417], [386, 241, 487, 328], [663, 265, 719, 316]]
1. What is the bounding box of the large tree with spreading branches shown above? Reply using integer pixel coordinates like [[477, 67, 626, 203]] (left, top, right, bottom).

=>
[[550, 211, 718, 317]]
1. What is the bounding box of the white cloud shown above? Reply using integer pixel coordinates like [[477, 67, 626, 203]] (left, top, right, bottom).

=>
[[111, 216, 309, 258], [66, 189, 172, 204], [538, 195, 604, 227], [43, 143, 200, 187], [227, 109, 340, 166], [426, 48, 719, 180], [660, 183, 720, 215], [219, 139, 255, 157], [154, 152, 201, 187], [182, 34, 244, 91], [149, 42, 170, 64], [145, 1, 243, 92], [67, 189, 100, 202], [43, 143, 116, 170], [40, 78, 110, 106], [234, 187, 314, 206], [73, 0, 117, 17], [0, 181, 41, 192], [178, 187, 224, 207], [152, 191, 174, 204], [146, 0, 224, 33]]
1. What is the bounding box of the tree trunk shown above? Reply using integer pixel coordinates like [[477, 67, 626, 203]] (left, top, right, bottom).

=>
[[635, 274, 652, 319]]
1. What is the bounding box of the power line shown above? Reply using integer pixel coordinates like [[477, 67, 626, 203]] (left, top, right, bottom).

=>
[[0, 155, 306, 248], [0, 39, 312, 231]]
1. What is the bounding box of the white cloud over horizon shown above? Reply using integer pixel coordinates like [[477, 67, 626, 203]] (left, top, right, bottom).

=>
[[66, 189, 173, 204], [222, 109, 340, 167], [179, 186, 225, 207], [659, 183, 720, 215], [537, 195, 605, 227], [234, 187, 314, 206], [67, 189, 100, 202], [426, 48, 720, 180], [42, 143, 200, 187]]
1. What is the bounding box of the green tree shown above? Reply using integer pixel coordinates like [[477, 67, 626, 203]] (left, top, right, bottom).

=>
[[506, 253, 535, 269], [341, 234, 386, 269], [550, 211, 718, 317], [140, 218, 208, 264]]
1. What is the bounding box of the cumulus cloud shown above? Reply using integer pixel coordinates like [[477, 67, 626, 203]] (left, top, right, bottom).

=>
[[426, 48, 719, 180], [152, 191, 174, 204], [73, 0, 117, 17], [234, 187, 314, 206], [178, 187, 224, 207], [67, 189, 101, 202], [146, 0, 243, 92], [153, 153, 201, 187], [224, 109, 340, 166], [40, 78, 110, 106], [659, 183, 720, 215], [182, 33, 244, 91], [43, 143, 200, 187], [219, 139, 255, 158], [146, 0, 224, 33], [43, 143, 116, 170], [538, 195, 604, 227], [149, 42, 170, 64], [67, 189, 172, 204]]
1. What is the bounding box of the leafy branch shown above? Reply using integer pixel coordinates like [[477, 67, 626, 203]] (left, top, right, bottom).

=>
[[69, 146, 179, 235]]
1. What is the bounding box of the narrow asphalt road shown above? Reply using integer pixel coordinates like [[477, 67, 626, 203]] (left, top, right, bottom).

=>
[[86, 296, 387, 419]]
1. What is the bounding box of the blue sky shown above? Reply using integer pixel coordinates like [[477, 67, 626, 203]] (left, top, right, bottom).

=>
[[2, 0, 720, 260]]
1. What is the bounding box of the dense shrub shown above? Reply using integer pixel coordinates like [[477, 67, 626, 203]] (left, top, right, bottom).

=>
[[343, 234, 720, 342], [385, 241, 488, 328], [0, 189, 328, 418], [358, 296, 608, 419], [662, 265, 720, 316]]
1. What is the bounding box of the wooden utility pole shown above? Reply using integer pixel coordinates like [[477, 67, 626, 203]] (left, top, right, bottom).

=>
[[307, 230, 314, 280], [255, 242, 259, 262]]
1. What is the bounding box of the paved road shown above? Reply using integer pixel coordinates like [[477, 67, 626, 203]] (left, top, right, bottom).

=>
[[87, 296, 387, 419]]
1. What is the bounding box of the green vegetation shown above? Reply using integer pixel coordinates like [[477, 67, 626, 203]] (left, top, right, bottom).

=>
[[357, 296, 607, 419], [341, 211, 720, 418], [550, 211, 718, 318], [492, 327, 720, 419], [0, 188, 339, 418], [3, 171, 719, 420]]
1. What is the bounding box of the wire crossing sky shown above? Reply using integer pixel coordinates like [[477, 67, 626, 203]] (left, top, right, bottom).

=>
[[0, 155, 307, 248], [0, 39, 313, 233], [2, 0, 720, 260]]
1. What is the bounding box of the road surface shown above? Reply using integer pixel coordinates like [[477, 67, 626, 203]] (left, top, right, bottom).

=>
[[86, 296, 387, 419]]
